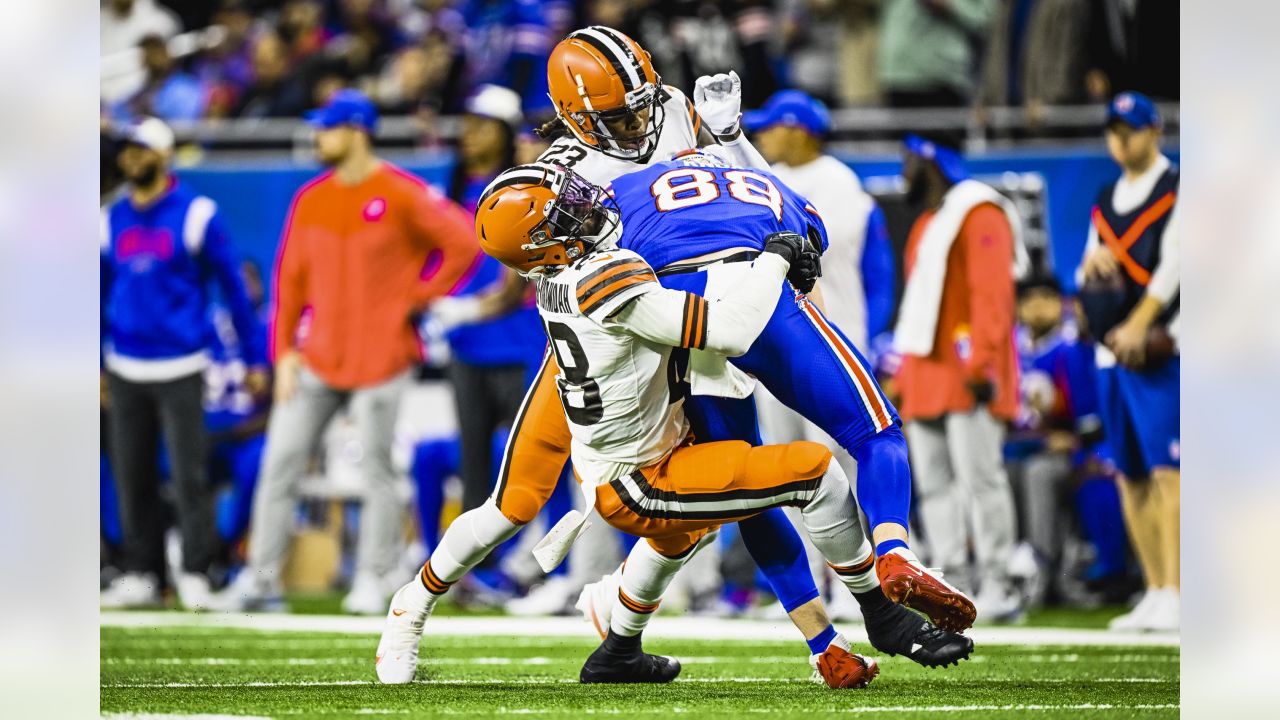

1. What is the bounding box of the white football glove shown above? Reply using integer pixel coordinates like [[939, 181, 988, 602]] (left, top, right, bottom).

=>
[[693, 70, 743, 137]]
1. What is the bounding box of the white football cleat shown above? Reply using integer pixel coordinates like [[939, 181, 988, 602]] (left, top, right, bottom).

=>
[[343, 572, 392, 616], [1140, 588, 1179, 633], [1108, 590, 1158, 631], [506, 575, 575, 617], [207, 569, 285, 613], [375, 579, 432, 684], [175, 572, 213, 612], [974, 582, 1025, 625], [575, 568, 621, 640], [100, 573, 163, 609]]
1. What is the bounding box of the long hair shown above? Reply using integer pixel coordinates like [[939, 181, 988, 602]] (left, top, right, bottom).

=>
[[448, 118, 517, 204]]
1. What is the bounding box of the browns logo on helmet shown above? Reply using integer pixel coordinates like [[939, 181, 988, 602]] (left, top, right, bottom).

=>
[[475, 163, 621, 277], [547, 26, 667, 163]]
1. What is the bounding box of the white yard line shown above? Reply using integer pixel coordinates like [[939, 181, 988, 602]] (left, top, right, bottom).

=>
[[102, 677, 1171, 688], [100, 612, 1180, 648]]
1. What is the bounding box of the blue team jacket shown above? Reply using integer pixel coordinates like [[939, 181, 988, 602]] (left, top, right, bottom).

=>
[[101, 180, 265, 368]]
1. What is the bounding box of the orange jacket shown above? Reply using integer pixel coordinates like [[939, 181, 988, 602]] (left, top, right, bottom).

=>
[[270, 162, 479, 389], [896, 203, 1019, 421]]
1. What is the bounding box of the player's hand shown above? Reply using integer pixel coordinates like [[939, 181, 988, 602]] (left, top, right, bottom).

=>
[[1106, 317, 1149, 368], [763, 230, 822, 294], [274, 351, 303, 404], [1082, 246, 1119, 280], [693, 70, 742, 137]]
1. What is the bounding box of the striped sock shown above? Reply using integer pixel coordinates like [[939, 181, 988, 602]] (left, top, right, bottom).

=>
[[828, 551, 879, 594], [610, 540, 687, 637], [418, 560, 455, 603]]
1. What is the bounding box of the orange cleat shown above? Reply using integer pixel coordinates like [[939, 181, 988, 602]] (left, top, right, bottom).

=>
[[877, 552, 976, 633], [814, 646, 879, 690]]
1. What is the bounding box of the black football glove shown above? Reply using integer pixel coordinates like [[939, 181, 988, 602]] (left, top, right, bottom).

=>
[[763, 230, 822, 294]]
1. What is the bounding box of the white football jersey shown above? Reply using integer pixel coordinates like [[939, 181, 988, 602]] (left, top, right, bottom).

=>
[[533, 248, 690, 486], [537, 85, 703, 186]]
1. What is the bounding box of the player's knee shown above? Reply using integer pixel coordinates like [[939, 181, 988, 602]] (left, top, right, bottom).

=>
[[784, 441, 833, 480], [646, 529, 707, 559], [493, 486, 539, 526]]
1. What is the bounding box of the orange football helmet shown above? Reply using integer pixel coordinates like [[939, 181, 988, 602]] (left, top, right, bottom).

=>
[[475, 163, 620, 277], [547, 26, 666, 162]]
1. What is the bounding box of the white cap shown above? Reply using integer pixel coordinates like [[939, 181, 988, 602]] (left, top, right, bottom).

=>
[[465, 85, 523, 130], [124, 117, 175, 153]]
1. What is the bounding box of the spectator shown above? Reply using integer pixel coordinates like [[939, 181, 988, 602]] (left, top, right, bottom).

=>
[[328, 0, 404, 80], [878, 0, 997, 108], [893, 133, 1028, 621], [204, 260, 273, 549], [1077, 91, 1179, 632], [101, 0, 181, 56], [280, 0, 333, 61], [459, 0, 556, 114], [780, 0, 881, 107], [980, 0, 1095, 128], [1007, 272, 1129, 606], [113, 34, 208, 122], [234, 31, 311, 118], [213, 90, 476, 615], [1084, 0, 1179, 102], [195, 1, 260, 118], [100, 117, 267, 610]]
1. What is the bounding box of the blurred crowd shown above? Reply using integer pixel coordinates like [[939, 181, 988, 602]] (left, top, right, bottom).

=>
[[102, 0, 1178, 129]]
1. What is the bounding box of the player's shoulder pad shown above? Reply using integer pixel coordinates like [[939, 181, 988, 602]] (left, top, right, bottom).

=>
[[572, 249, 657, 320]]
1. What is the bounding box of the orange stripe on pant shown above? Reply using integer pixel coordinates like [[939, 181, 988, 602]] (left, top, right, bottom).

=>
[[594, 438, 833, 558], [800, 300, 892, 431]]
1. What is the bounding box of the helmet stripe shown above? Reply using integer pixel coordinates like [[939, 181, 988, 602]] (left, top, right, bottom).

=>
[[479, 163, 559, 204], [594, 26, 647, 82], [571, 27, 640, 93]]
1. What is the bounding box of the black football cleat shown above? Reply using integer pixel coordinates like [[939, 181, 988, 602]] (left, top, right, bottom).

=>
[[863, 597, 974, 669], [579, 631, 682, 684]]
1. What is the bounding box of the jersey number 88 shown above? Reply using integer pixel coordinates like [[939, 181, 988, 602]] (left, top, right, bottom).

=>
[[649, 168, 783, 220]]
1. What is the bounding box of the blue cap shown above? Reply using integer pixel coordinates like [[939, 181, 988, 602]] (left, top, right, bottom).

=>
[[1106, 91, 1160, 130], [742, 90, 831, 136], [903, 133, 968, 184], [304, 89, 379, 132]]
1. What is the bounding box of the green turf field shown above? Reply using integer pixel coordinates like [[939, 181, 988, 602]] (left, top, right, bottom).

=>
[[101, 623, 1179, 719]]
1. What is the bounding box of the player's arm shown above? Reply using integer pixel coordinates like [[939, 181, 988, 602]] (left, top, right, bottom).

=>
[[691, 73, 770, 170], [408, 183, 482, 309], [199, 207, 268, 367], [595, 238, 803, 356], [862, 203, 897, 340]]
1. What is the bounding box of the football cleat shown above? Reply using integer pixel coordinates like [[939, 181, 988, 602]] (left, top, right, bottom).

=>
[[575, 568, 621, 640], [877, 552, 976, 633], [809, 644, 879, 689], [579, 631, 681, 684], [374, 579, 431, 684], [864, 600, 973, 669]]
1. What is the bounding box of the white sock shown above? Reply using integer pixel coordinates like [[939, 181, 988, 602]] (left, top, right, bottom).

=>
[[887, 546, 923, 565], [412, 501, 520, 610], [610, 540, 688, 637], [800, 462, 878, 593]]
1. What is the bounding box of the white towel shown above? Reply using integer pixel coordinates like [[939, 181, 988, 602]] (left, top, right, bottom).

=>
[[894, 180, 1030, 357]]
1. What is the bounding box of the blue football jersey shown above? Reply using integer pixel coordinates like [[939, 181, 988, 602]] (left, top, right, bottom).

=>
[[608, 152, 829, 272]]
